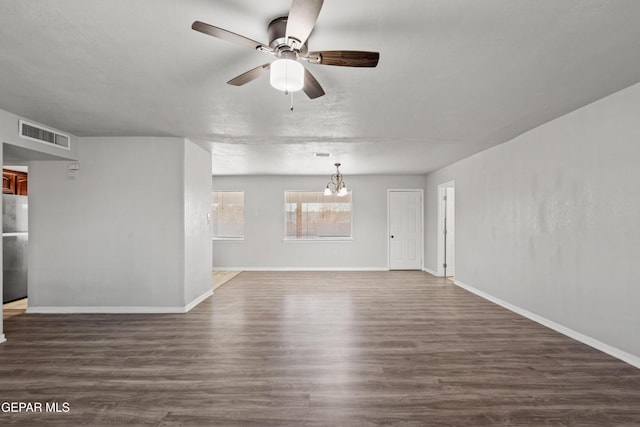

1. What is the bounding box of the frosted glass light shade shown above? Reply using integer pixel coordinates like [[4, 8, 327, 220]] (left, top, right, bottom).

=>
[[270, 59, 304, 92]]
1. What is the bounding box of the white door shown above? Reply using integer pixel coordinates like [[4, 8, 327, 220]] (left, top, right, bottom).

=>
[[388, 190, 423, 270]]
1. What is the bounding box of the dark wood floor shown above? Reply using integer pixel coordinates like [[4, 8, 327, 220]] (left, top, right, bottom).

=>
[[0, 271, 639, 426]]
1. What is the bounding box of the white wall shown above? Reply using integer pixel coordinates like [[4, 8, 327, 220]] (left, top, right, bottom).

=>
[[425, 82, 640, 362], [28, 137, 211, 312], [212, 175, 425, 270], [183, 139, 213, 305]]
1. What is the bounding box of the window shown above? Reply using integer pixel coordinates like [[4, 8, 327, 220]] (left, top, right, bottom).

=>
[[284, 191, 352, 240], [212, 191, 244, 239]]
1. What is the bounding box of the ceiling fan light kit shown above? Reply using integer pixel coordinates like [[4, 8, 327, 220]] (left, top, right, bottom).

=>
[[270, 57, 304, 93], [192, 0, 379, 101]]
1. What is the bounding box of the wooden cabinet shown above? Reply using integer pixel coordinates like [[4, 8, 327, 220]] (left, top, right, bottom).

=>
[[16, 173, 28, 195], [2, 172, 15, 194], [2, 169, 28, 195]]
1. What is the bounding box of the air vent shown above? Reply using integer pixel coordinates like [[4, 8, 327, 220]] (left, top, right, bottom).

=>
[[18, 120, 70, 150]]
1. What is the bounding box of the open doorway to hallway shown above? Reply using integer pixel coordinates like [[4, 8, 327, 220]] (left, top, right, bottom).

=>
[[437, 181, 455, 278]]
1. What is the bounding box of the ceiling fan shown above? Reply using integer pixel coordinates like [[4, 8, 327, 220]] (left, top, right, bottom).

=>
[[192, 0, 379, 100]]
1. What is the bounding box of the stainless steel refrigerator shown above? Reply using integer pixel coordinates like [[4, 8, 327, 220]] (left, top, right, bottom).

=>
[[3, 194, 28, 303]]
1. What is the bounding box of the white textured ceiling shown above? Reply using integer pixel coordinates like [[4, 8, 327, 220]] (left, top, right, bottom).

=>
[[1, 0, 640, 175]]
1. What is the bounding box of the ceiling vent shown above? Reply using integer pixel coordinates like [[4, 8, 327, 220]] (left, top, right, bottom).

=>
[[18, 120, 70, 150]]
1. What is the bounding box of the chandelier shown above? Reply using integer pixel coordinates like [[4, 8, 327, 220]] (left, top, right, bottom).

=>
[[324, 163, 349, 197]]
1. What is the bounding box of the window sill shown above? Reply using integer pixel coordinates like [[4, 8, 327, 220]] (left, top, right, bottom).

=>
[[212, 237, 245, 242]]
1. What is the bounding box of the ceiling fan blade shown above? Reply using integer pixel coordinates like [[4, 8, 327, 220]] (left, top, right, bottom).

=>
[[308, 51, 380, 67], [227, 64, 271, 86], [302, 68, 325, 99], [192, 21, 271, 51], [286, 0, 324, 47]]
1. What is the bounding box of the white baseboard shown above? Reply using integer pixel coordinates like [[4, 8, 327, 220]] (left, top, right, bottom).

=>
[[422, 267, 439, 276], [213, 267, 389, 272], [26, 306, 188, 314], [26, 289, 214, 315], [454, 279, 640, 369], [0, 334, 5, 344], [184, 289, 213, 313]]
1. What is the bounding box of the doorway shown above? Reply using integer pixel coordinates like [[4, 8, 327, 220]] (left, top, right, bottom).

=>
[[437, 181, 455, 277], [2, 144, 38, 324], [2, 165, 29, 314], [388, 189, 423, 270]]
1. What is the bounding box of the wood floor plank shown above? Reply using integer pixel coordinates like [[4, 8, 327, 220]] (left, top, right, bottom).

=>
[[2, 297, 28, 320], [212, 270, 242, 291], [0, 271, 639, 426]]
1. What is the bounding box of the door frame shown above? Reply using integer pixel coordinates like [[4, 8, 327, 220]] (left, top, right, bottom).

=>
[[387, 189, 424, 270], [436, 181, 455, 277]]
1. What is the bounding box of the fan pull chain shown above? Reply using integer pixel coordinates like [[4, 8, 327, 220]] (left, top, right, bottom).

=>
[[290, 91, 294, 111]]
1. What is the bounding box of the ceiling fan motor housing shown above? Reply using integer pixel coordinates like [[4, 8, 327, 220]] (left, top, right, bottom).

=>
[[268, 17, 308, 57]]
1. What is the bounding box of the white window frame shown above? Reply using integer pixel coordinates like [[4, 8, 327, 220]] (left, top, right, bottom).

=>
[[211, 190, 245, 241], [283, 190, 354, 242]]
